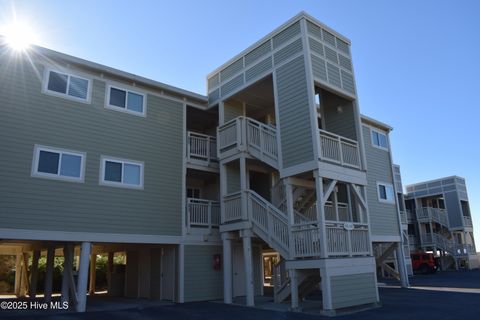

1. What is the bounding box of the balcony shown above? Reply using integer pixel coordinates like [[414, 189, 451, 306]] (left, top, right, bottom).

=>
[[399, 210, 407, 224], [186, 132, 218, 169], [217, 117, 278, 168], [463, 216, 473, 227], [319, 129, 361, 169], [186, 198, 220, 233], [415, 207, 449, 227], [406, 209, 416, 222]]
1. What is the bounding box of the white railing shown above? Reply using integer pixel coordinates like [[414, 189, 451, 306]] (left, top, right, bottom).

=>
[[223, 192, 243, 223], [292, 225, 321, 257], [326, 222, 370, 256], [217, 117, 278, 167], [324, 201, 349, 222], [319, 129, 361, 169], [416, 207, 449, 227], [406, 209, 416, 221], [186, 198, 220, 231], [187, 131, 217, 164], [463, 216, 473, 227], [399, 210, 407, 224]]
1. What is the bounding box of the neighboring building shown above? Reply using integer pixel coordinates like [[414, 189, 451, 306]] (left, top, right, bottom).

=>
[[0, 11, 474, 315], [405, 176, 478, 270]]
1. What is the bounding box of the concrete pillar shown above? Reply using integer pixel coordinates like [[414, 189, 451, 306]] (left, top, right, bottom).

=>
[[222, 234, 233, 304], [289, 269, 299, 310], [178, 244, 185, 303], [14, 253, 22, 296], [76, 242, 91, 312], [44, 246, 55, 303], [30, 250, 41, 298], [395, 244, 409, 287], [89, 253, 96, 295], [242, 231, 255, 306]]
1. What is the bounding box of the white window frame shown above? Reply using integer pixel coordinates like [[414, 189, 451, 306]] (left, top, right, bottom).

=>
[[100, 156, 144, 189], [31, 145, 86, 183], [370, 127, 389, 151], [42, 68, 92, 104], [105, 84, 146, 117], [377, 182, 395, 204]]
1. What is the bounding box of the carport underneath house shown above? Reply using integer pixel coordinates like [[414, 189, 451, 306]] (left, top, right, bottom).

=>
[[0, 241, 179, 312]]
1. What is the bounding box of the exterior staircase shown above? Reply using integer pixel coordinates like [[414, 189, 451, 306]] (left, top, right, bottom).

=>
[[273, 260, 321, 303]]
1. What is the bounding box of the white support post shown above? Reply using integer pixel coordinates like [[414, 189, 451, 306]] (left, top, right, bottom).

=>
[[178, 244, 185, 303], [30, 249, 40, 299], [314, 171, 328, 258], [285, 181, 295, 257], [76, 242, 91, 312], [395, 243, 409, 287], [222, 233, 233, 304], [320, 268, 332, 311], [242, 231, 255, 307], [89, 253, 97, 295], [333, 186, 339, 221], [220, 163, 227, 224], [44, 246, 55, 303], [240, 157, 248, 220], [289, 269, 299, 310]]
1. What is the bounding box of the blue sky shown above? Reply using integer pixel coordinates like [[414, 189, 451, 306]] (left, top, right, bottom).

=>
[[1, 0, 479, 249]]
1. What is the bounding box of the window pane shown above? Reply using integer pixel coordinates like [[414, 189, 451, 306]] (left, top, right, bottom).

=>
[[105, 161, 122, 182], [123, 163, 141, 185], [110, 88, 126, 108], [38, 150, 59, 174], [127, 92, 144, 113], [379, 185, 387, 199], [68, 76, 88, 99], [371, 131, 379, 146], [379, 133, 388, 148], [47, 71, 68, 94], [60, 154, 82, 178], [386, 185, 395, 201]]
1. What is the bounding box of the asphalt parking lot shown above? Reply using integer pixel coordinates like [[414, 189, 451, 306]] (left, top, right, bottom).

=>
[[1, 270, 479, 320]]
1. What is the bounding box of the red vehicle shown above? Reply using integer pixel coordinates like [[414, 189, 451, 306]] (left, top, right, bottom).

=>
[[411, 252, 437, 274]]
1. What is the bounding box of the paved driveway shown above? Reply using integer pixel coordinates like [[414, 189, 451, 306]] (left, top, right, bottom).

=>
[[2, 270, 480, 320]]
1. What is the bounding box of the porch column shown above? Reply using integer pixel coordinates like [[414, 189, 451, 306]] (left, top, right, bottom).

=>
[[289, 269, 299, 310], [241, 230, 255, 306], [222, 232, 233, 304], [320, 267, 332, 311], [89, 253, 97, 295], [76, 242, 91, 312], [314, 170, 327, 258], [30, 250, 41, 298], [44, 246, 55, 303], [395, 243, 409, 287]]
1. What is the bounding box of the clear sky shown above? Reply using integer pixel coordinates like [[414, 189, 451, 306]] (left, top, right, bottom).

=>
[[1, 0, 479, 249]]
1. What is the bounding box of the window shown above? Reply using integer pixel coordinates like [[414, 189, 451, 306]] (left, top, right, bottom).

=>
[[106, 85, 145, 116], [187, 188, 201, 199], [32, 145, 85, 182], [100, 157, 144, 189], [371, 128, 388, 150], [377, 182, 395, 204], [45, 70, 90, 102]]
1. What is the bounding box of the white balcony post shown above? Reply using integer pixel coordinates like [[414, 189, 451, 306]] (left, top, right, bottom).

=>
[[206, 136, 211, 165], [186, 199, 191, 233], [289, 269, 299, 310], [76, 242, 91, 312], [222, 232, 233, 304], [208, 201, 212, 233], [241, 230, 255, 307], [314, 170, 328, 258], [240, 157, 248, 220], [220, 164, 227, 224], [186, 132, 191, 161], [338, 136, 344, 165], [285, 181, 295, 257]]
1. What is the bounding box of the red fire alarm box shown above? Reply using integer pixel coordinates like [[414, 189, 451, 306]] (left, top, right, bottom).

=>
[[213, 254, 221, 270]]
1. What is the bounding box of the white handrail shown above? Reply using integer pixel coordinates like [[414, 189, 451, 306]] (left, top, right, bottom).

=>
[[186, 198, 220, 231], [319, 129, 360, 169], [187, 131, 218, 163]]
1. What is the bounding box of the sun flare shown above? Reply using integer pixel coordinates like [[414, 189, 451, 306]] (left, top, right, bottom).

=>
[[1, 21, 38, 51]]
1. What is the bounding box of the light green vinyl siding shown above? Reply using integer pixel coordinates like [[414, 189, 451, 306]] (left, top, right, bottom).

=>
[[223, 101, 243, 123], [362, 125, 400, 237], [226, 161, 240, 194], [331, 273, 377, 309], [275, 55, 315, 168], [0, 59, 183, 235], [184, 245, 223, 302]]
